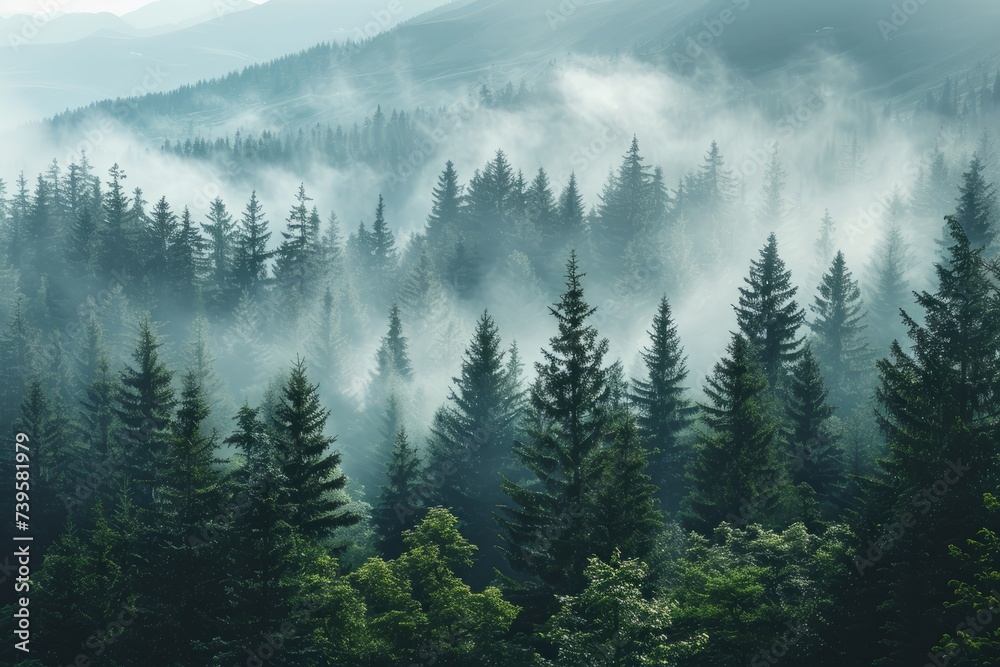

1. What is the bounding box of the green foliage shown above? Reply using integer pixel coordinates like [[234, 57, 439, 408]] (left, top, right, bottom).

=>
[[543, 550, 705, 667]]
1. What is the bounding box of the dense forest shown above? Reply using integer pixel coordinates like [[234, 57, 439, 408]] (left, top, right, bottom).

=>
[[2, 102, 1000, 666]]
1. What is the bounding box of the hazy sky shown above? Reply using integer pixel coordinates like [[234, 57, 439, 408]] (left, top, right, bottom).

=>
[[0, 0, 267, 17]]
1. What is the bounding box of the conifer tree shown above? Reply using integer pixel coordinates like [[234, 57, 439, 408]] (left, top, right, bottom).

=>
[[785, 346, 843, 518], [375, 426, 422, 558], [587, 413, 665, 566], [683, 333, 784, 534], [425, 160, 463, 264], [368, 194, 399, 299], [78, 355, 118, 459], [426, 311, 523, 582], [269, 358, 359, 539], [757, 144, 787, 230], [557, 172, 586, 246], [100, 163, 135, 275], [306, 285, 344, 386], [148, 369, 227, 665], [952, 154, 998, 251], [814, 210, 836, 269], [630, 296, 696, 512], [498, 252, 611, 594], [223, 403, 300, 659], [595, 137, 654, 263], [857, 217, 1000, 664], [167, 206, 205, 305], [146, 196, 177, 285], [16, 379, 79, 541], [866, 219, 911, 347], [113, 316, 176, 508], [232, 190, 273, 298], [273, 184, 318, 321], [809, 251, 871, 411], [735, 233, 806, 392], [372, 303, 413, 387]]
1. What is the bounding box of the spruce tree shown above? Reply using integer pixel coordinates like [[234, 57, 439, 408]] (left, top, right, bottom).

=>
[[372, 303, 413, 386], [273, 184, 318, 322], [426, 311, 523, 582], [587, 413, 665, 567], [426, 160, 463, 265], [369, 194, 399, 299], [630, 296, 696, 512], [757, 144, 787, 230], [785, 346, 843, 518], [375, 426, 422, 558], [147, 369, 228, 665], [113, 316, 176, 509], [557, 172, 586, 246], [857, 216, 1000, 665], [809, 250, 871, 411], [866, 219, 911, 347], [16, 379, 79, 542], [734, 232, 806, 392], [223, 403, 300, 660], [269, 357, 359, 539], [953, 154, 998, 251], [232, 190, 273, 298], [498, 252, 611, 594], [167, 206, 205, 306], [814, 210, 836, 269], [683, 333, 784, 534]]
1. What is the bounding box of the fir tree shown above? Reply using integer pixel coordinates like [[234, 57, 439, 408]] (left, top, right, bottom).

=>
[[587, 413, 665, 566], [498, 252, 611, 594], [426, 311, 523, 582], [269, 358, 359, 539], [375, 426, 422, 558], [814, 210, 836, 269], [167, 207, 205, 306], [683, 333, 784, 534], [232, 190, 273, 298], [857, 216, 1000, 664], [784, 346, 843, 518], [426, 160, 463, 264], [953, 154, 998, 251], [113, 316, 176, 508], [735, 232, 806, 392], [148, 368, 227, 665], [809, 251, 871, 411], [630, 296, 696, 512], [866, 219, 911, 347], [557, 172, 586, 245]]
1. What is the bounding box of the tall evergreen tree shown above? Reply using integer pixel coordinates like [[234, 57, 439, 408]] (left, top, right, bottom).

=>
[[167, 206, 205, 305], [269, 358, 359, 539], [952, 154, 998, 251], [498, 252, 611, 594], [809, 251, 871, 411], [223, 403, 300, 661], [425, 160, 463, 265], [232, 190, 273, 298], [855, 216, 1000, 665], [735, 232, 806, 392], [866, 219, 911, 347], [557, 172, 586, 246], [785, 346, 843, 518], [147, 369, 227, 665], [426, 311, 523, 583], [375, 426, 422, 558], [630, 296, 696, 512], [683, 333, 784, 534], [273, 184, 318, 322], [113, 316, 176, 509]]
